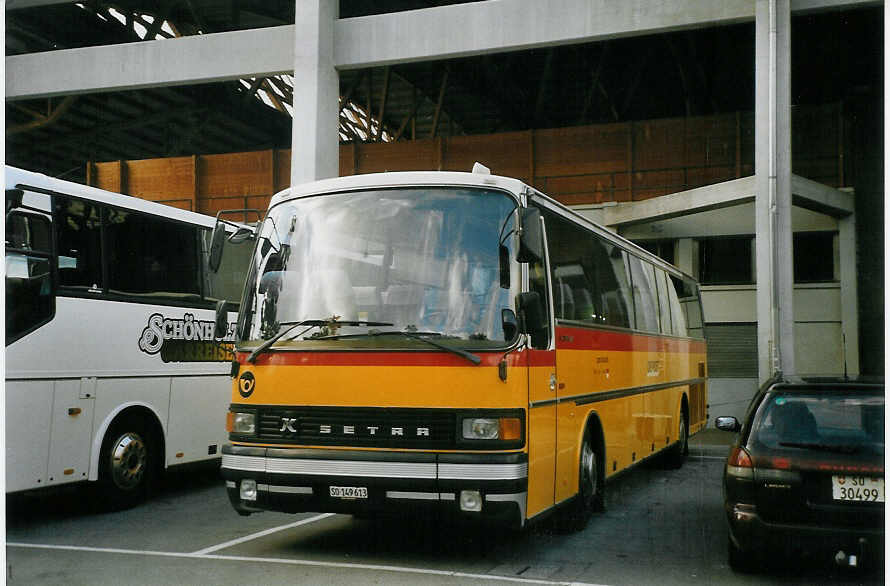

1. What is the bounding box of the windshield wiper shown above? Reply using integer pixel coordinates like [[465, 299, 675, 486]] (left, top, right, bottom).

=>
[[369, 330, 481, 366], [779, 441, 862, 454], [247, 319, 392, 363]]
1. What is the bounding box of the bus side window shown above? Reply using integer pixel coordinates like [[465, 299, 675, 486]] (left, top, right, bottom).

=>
[[673, 275, 704, 339], [528, 258, 551, 349], [628, 255, 660, 333], [667, 275, 688, 337], [6, 210, 54, 343], [590, 240, 632, 328], [54, 198, 103, 291], [655, 269, 673, 335], [105, 207, 202, 300]]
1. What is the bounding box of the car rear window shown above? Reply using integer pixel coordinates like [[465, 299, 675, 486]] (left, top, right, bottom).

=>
[[752, 390, 884, 455]]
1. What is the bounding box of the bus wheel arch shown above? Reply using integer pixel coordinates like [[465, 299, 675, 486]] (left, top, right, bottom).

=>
[[97, 406, 165, 510]]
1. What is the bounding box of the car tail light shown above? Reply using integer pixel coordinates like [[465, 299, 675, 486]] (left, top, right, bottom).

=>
[[726, 446, 754, 481], [728, 446, 753, 468]]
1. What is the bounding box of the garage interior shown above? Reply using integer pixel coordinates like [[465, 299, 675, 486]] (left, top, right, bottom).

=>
[[5, 1, 884, 413]]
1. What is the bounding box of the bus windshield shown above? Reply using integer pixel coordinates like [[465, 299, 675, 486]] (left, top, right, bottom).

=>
[[237, 187, 520, 351]]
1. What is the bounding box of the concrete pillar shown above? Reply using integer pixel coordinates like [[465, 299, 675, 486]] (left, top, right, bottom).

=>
[[838, 214, 860, 375], [675, 238, 695, 277], [291, 0, 339, 187], [754, 0, 794, 383]]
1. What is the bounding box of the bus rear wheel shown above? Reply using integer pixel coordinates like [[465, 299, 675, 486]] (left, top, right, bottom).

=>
[[664, 408, 688, 469], [99, 415, 157, 510]]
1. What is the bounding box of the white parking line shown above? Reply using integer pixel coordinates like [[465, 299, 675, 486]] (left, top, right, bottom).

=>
[[190, 513, 335, 555], [7, 541, 609, 586]]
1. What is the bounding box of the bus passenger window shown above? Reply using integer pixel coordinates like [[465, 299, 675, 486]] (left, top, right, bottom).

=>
[[667, 275, 688, 337], [589, 241, 632, 329], [672, 276, 704, 339], [655, 269, 673, 335], [54, 198, 103, 291], [628, 256, 659, 333], [105, 208, 201, 300]]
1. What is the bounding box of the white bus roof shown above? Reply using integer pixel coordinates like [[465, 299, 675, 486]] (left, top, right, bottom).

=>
[[5, 165, 220, 228], [272, 171, 529, 207]]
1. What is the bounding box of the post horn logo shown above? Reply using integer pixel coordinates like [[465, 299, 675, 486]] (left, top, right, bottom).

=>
[[238, 372, 256, 398]]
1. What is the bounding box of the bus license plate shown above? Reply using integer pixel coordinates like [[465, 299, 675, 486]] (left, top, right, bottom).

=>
[[329, 486, 368, 499], [831, 476, 884, 502]]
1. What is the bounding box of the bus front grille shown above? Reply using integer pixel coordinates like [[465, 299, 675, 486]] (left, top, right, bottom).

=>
[[257, 406, 456, 449]]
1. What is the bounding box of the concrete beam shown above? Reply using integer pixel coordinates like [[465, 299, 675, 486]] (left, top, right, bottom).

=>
[[333, 0, 755, 69], [6, 26, 295, 100], [791, 175, 855, 216], [8, 0, 881, 100], [598, 176, 756, 227]]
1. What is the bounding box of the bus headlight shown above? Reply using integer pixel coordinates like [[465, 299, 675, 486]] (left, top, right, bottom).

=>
[[463, 418, 499, 439], [227, 411, 256, 434], [461, 417, 521, 441]]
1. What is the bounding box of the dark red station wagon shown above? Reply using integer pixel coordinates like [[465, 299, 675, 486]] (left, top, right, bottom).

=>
[[716, 376, 884, 572]]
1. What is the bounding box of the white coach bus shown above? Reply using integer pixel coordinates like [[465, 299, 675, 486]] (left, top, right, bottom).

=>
[[5, 166, 251, 508]]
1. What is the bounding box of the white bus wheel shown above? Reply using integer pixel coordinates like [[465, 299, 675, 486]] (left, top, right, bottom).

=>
[[99, 415, 157, 510]]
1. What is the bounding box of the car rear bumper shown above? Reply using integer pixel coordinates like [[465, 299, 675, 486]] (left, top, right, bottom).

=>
[[726, 502, 884, 562], [221, 444, 528, 527]]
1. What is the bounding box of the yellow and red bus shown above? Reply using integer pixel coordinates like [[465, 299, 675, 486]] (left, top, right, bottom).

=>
[[217, 168, 707, 529]]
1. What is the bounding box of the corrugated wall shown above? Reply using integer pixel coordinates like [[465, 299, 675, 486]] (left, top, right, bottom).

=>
[[87, 106, 843, 215]]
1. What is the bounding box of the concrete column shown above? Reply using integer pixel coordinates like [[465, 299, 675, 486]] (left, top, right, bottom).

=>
[[838, 214, 860, 375], [291, 0, 339, 187], [675, 238, 695, 277], [754, 0, 794, 383]]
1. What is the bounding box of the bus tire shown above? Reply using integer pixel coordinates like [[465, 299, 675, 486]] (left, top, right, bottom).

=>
[[664, 406, 688, 469], [98, 414, 158, 510], [561, 428, 604, 531]]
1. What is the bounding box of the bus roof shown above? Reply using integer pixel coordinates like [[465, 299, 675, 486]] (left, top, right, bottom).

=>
[[5, 165, 221, 228], [273, 171, 529, 207]]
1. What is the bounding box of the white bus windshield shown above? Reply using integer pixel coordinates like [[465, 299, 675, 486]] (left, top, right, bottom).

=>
[[238, 187, 520, 351]]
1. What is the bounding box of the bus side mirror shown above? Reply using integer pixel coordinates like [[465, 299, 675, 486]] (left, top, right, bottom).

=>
[[517, 291, 547, 348], [208, 222, 226, 273], [517, 208, 543, 263], [5, 189, 24, 215], [214, 299, 229, 339], [501, 308, 518, 342]]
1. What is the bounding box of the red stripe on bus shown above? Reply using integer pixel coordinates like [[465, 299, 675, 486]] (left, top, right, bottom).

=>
[[555, 325, 706, 354], [237, 350, 529, 368]]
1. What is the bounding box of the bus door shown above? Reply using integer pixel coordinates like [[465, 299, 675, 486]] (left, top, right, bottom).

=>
[[523, 210, 558, 519]]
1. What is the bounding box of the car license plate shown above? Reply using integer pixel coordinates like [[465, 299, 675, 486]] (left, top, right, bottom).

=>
[[831, 475, 884, 503], [329, 486, 368, 499]]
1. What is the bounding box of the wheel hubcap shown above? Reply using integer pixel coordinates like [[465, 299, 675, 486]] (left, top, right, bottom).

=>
[[110, 433, 147, 490]]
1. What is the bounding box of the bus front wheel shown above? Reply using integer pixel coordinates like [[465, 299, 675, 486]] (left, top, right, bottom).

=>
[[98, 415, 157, 510], [560, 428, 604, 531]]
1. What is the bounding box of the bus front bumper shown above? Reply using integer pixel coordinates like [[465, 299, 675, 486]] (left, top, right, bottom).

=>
[[221, 444, 528, 527]]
